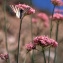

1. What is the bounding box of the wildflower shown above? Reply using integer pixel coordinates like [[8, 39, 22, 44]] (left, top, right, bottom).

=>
[[0, 54, 8, 60], [50, 13, 63, 21], [33, 36, 58, 47], [51, 0, 63, 6], [10, 4, 35, 18], [37, 13, 49, 22], [50, 39, 58, 47], [25, 43, 36, 51], [54, 9, 63, 13]]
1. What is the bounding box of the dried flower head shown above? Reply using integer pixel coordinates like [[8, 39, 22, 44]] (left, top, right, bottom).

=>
[[10, 4, 35, 18]]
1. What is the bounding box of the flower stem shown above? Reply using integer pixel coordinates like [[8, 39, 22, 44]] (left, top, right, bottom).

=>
[[30, 0, 35, 63], [42, 49, 46, 63], [17, 13, 24, 63], [30, 15, 35, 63], [48, 5, 55, 63], [23, 53, 28, 63], [54, 21, 59, 63], [3, 0, 10, 63]]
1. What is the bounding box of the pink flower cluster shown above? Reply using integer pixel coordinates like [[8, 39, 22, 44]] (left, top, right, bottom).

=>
[[32, 12, 49, 27], [0, 54, 8, 60], [51, 13, 63, 21], [25, 36, 58, 51], [15, 4, 35, 14], [51, 0, 63, 6], [25, 43, 36, 51], [37, 13, 49, 27], [33, 36, 58, 47], [54, 9, 63, 13], [37, 13, 49, 22]]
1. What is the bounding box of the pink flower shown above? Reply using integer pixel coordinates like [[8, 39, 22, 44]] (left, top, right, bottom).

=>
[[51, 0, 63, 6], [0, 54, 8, 60], [32, 18, 38, 23], [54, 9, 63, 13], [33, 36, 58, 47], [16, 4, 35, 14], [10, 4, 35, 18], [50, 39, 58, 47], [51, 13, 63, 21], [37, 13, 49, 22], [25, 43, 36, 51]]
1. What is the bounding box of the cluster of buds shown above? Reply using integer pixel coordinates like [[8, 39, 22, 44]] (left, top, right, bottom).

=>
[[0, 54, 8, 60], [25, 36, 58, 51], [10, 4, 35, 18], [51, 0, 63, 6]]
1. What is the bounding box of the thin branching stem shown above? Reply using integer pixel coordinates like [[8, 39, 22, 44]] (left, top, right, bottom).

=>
[[54, 21, 59, 63], [3, 0, 10, 63], [23, 52, 28, 63], [30, 0, 35, 63], [48, 5, 55, 63], [42, 49, 46, 63]]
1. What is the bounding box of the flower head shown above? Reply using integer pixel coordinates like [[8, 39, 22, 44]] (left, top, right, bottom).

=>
[[37, 13, 49, 22], [0, 54, 8, 60], [51, 0, 63, 6], [54, 9, 63, 13], [50, 13, 63, 21], [10, 4, 35, 18], [33, 36, 58, 47], [25, 43, 36, 51]]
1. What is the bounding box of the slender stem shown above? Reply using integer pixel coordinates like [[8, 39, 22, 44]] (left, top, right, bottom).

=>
[[42, 49, 46, 63], [23, 53, 28, 63], [17, 13, 23, 63], [23, 56, 26, 63], [54, 21, 59, 63], [30, 0, 35, 63], [48, 5, 55, 63], [29, 0, 32, 6], [30, 14, 35, 63], [3, 0, 10, 63]]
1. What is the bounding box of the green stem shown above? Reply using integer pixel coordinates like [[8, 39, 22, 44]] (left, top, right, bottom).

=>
[[30, 15, 35, 63], [23, 53, 28, 63], [3, 0, 10, 63], [30, 0, 35, 63], [23, 56, 26, 63], [17, 13, 24, 63], [54, 21, 59, 63], [48, 5, 55, 63], [42, 49, 46, 63]]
